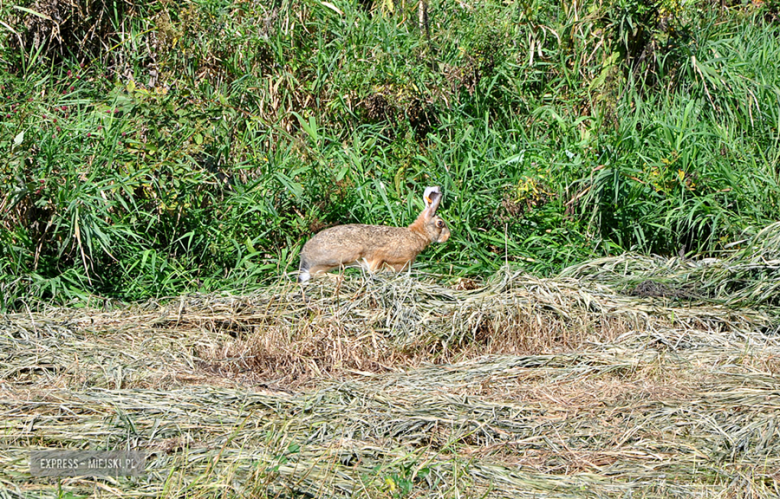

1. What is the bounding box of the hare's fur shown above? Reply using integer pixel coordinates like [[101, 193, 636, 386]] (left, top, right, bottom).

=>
[[298, 187, 450, 282]]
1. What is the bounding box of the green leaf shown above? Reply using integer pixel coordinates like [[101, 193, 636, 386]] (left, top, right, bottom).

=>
[[13, 5, 51, 20], [336, 165, 349, 182]]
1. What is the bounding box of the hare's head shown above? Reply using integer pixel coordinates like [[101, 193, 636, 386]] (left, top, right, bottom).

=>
[[415, 187, 450, 243]]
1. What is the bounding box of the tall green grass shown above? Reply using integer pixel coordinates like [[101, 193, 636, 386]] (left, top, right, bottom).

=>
[[2, 0, 780, 308]]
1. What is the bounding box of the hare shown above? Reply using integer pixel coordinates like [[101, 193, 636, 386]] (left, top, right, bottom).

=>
[[298, 186, 450, 282]]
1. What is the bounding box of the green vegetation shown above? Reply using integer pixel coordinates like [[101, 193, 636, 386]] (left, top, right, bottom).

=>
[[2, 0, 780, 307]]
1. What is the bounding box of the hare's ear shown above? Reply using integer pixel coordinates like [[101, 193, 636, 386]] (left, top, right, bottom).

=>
[[423, 186, 440, 209], [425, 191, 442, 217]]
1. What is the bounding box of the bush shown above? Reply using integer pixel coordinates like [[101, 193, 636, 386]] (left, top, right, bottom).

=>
[[1, 0, 779, 307]]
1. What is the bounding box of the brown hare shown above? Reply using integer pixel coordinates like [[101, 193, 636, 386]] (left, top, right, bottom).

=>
[[298, 186, 450, 282]]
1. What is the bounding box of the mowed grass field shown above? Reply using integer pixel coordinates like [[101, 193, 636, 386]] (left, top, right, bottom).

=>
[[3, 227, 780, 497], [3, 0, 780, 496]]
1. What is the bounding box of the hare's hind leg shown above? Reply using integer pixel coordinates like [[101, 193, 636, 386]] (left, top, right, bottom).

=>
[[299, 260, 339, 283], [308, 264, 339, 276]]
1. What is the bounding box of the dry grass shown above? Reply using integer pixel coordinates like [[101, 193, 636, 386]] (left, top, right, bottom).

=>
[[2, 263, 780, 497]]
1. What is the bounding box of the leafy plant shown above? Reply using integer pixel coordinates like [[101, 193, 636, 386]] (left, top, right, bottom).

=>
[[1, 0, 779, 308]]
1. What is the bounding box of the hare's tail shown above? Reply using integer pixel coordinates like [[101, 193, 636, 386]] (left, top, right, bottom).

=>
[[298, 257, 312, 283]]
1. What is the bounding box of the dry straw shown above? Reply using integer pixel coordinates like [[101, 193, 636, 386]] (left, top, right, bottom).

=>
[[3, 225, 780, 497]]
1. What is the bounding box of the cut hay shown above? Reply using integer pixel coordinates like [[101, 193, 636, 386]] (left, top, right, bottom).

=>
[[563, 221, 780, 309], [2, 245, 780, 497]]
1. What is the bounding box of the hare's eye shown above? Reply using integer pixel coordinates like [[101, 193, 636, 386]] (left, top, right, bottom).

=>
[[436, 220, 445, 228]]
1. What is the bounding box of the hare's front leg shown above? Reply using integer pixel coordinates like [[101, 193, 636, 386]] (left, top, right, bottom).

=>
[[388, 261, 412, 272], [360, 257, 384, 273]]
